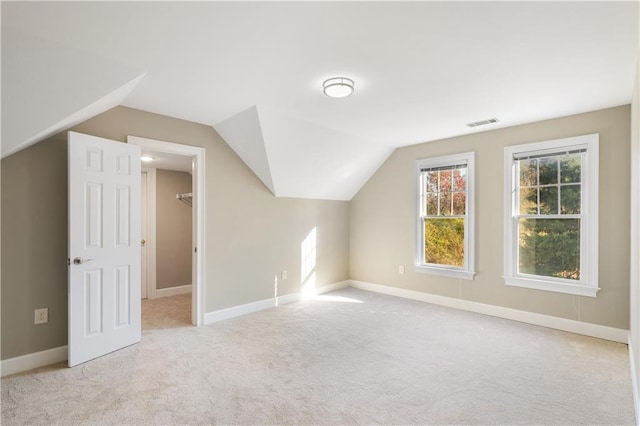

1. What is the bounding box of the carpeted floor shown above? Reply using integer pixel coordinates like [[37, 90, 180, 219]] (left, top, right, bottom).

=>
[[1, 288, 635, 425], [142, 292, 192, 330]]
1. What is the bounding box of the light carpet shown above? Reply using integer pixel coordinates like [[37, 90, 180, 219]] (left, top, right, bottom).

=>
[[141, 292, 192, 330], [1, 288, 634, 425]]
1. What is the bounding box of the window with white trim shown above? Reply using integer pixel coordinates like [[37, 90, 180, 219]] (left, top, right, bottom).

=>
[[416, 152, 475, 280], [503, 134, 599, 297]]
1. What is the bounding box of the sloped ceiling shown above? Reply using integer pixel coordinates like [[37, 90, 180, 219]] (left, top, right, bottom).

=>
[[216, 106, 394, 200], [2, 26, 146, 158], [2, 2, 638, 200], [215, 106, 276, 195]]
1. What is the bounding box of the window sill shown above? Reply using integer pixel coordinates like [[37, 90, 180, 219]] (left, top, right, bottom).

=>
[[415, 265, 476, 280], [504, 276, 599, 297]]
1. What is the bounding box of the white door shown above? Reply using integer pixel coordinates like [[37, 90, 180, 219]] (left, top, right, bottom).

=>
[[68, 131, 142, 367], [141, 172, 148, 299]]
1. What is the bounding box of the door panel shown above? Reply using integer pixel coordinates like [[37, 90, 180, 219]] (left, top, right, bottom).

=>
[[68, 132, 141, 367]]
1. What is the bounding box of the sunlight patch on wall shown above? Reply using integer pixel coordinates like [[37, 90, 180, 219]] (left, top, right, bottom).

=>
[[301, 227, 317, 298]]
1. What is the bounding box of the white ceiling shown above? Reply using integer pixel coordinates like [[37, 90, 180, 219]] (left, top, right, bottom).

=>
[[141, 150, 193, 174], [2, 2, 638, 200]]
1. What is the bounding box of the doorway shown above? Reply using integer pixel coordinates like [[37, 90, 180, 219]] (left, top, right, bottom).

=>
[[129, 136, 206, 326], [140, 166, 193, 328]]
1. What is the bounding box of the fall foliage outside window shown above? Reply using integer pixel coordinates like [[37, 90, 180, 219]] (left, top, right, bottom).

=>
[[416, 152, 475, 279], [423, 165, 467, 266]]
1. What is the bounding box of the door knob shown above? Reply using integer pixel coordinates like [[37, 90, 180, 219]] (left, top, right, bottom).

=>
[[73, 257, 93, 265], [141, 239, 146, 247]]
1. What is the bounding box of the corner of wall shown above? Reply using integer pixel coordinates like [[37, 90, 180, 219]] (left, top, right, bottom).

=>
[[628, 14, 640, 421]]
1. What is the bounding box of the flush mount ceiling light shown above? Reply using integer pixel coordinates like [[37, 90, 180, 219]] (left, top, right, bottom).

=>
[[323, 77, 355, 98], [141, 155, 155, 162]]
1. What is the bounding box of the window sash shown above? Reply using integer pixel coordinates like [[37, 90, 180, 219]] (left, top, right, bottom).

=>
[[513, 154, 585, 280], [516, 214, 581, 219], [420, 163, 467, 173], [515, 216, 581, 281], [420, 165, 468, 217], [416, 154, 473, 276], [422, 217, 466, 268], [514, 151, 584, 217], [512, 147, 586, 161]]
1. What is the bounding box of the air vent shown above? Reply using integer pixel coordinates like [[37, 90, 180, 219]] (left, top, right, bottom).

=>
[[466, 118, 499, 128]]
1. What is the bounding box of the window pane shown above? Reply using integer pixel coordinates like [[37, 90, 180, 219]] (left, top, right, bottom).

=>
[[453, 168, 466, 191], [439, 191, 452, 215], [519, 188, 538, 214], [560, 185, 581, 214], [519, 159, 537, 187], [452, 192, 466, 215], [439, 170, 452, 192], [518, 218, 580, 280], [426, 172, 438, 193], [538, 157, 558, 185], [560, 154, 581, 183], [425, 218, 464, 267], [539, 186, 558, 214], [426, 193, 438, 216]]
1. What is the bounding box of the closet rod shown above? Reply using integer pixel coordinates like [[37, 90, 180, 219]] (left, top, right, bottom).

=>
[[176, 192, 193, 207]]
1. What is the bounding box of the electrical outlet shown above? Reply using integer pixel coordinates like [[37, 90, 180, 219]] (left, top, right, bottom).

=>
[[281, 270, 288, 280], [34, 308, 48, 325], [399, 265, 405, 275]]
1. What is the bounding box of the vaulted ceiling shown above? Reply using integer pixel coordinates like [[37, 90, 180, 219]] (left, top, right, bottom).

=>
[[2, 2, 637, 200]]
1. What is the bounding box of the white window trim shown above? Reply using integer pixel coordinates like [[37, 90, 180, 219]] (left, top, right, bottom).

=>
[[415, 152, 476, 280], [503, 134, 599, 297]]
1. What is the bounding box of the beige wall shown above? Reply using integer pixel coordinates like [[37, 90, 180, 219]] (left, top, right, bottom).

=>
[[350, 105, 631, 329], [156, 169, 192, 290], [1, 138, 68, 359], [1, 106, 350, 360]]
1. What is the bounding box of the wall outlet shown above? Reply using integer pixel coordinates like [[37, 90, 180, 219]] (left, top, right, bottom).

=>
[[399, 265, 405, 275], [34, 308, 48, 325], [281, 270, 288, 280]]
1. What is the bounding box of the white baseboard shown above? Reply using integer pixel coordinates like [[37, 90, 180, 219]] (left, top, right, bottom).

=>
[[349, 280, 628, 343], [155, 284, 192, 298], [629, 334, 640, 425], [204, 280, 350, 325], [274, 280, 350, 306], [315, 280, 350, 294], [1, 346, 68, 378], [204, 297, 276, 324], [276, 292, 301, 306]]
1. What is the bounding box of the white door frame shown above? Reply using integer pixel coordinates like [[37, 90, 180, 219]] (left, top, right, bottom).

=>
[[141, 167, 157, 300], [141, 171, 149, 300], [128, 136, 206, 326]]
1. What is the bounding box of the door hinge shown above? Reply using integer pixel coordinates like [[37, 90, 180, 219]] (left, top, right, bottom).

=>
[[194, 247, 197, 253]]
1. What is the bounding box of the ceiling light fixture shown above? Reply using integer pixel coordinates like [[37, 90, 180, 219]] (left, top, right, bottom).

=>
[[323, 77, 355, 98], [141, 155, 155, 162]]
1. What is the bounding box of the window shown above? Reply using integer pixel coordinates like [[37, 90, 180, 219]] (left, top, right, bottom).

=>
[[415, 152, 475, 279], [504, 134, 599, 297]]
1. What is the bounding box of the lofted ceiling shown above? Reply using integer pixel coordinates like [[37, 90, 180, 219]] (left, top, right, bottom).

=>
[[2, 1, 638, 200]]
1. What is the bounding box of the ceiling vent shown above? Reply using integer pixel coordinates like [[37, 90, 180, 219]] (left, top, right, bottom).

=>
[[466, 118, 499, 128]]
